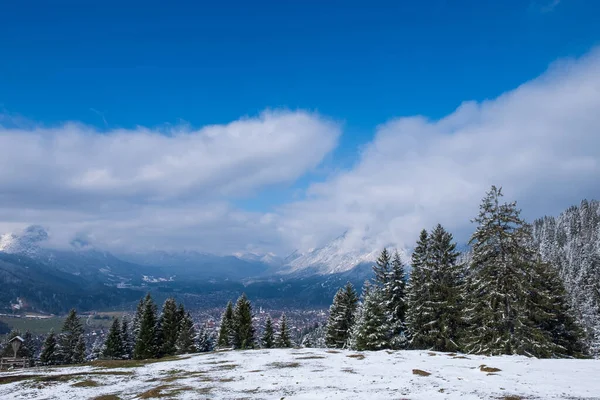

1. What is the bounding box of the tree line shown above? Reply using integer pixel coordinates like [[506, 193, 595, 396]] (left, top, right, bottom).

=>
[[216, 293, 293, 349], [35, 294, 214, 365], [325, 186, 587, 358]]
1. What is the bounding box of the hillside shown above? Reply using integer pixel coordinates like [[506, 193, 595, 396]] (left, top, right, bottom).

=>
[[1, 349, 599, 399]]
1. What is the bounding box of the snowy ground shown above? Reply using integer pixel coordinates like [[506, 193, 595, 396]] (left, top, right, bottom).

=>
[[1, 349, 599, 399]]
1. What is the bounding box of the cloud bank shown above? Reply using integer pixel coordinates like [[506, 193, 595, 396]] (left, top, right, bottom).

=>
[[1, 49, 600, 255]]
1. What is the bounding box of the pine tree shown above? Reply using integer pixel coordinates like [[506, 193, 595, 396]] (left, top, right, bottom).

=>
[[159, 297, 180, 357], [351, 283, 389, 350], [464, 186, 554, 357], [232, 293, 256, 349], [134, 293, 159, 359], [196, 324, 214, 353], [103, 317, 124, 359], [532, 260, 586, 357], [325, 282, 359, 348], [261, 315, 275, 348], [373, 248, 391, 287], [175, 312, 197, 354], [132, 297, 145, 340], [40, 330, 59, 365], [59, 309, 85, 364], [121, 316, 133, 359], [405, 229, 433, 349], [217, 301, 234, 348], [276, 313, 293, 348], [386, 251, 408, 349]]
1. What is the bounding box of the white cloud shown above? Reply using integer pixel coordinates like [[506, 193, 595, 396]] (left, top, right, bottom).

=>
[[275, 48, 600, 253], [0, 110, 340, 252]]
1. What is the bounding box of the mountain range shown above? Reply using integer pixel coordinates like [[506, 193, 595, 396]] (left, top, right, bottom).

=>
[[0, 226, 381, 313]]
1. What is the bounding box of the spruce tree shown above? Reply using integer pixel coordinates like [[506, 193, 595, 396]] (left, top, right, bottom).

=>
[[373, 248, 391, 287], [232, 293, 256, 349], [386, 251, 408, 349], [40, 330, 59, 365], [103, 317, 124, 359], [159, 297, 180, 357], [351, 283, 389, 351], [59, 308, 85, 364], [464, 186, 554, 357], [217, 301, 234, 348], [121, 316, 133, 359], [532, 260, 586, 357], [276, 313, 293, 348], [325, 282, 359, 348], [134, 293, 159, 359], [175, 312, 197, 354], [132, 297, 145, 340], [405, 229, 433, 349], [196, 324, 214, 353], [261, 316, 275, 348]]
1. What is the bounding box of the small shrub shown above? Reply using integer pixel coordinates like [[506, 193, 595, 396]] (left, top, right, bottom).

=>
[[347, 353, 366, 360]]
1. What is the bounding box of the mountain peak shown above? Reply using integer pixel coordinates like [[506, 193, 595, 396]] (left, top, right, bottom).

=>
[[0, 225, 49, 254]]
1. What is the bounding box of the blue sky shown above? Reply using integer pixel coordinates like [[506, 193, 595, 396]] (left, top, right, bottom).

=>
[[1, 0, 600, 253]]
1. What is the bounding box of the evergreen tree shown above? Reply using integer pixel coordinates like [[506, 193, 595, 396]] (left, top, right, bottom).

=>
[[373, 248, 391, 287], [217, 301, 234, 348], [464, 186, 554, 357], [532, 260, 586, 357], [325, 282, 359, 348], [196, 324, 214, 353], [232, 293, 256, 349], [134, 293, 159, 359], [276, 313, 293, 348], [175, 312, 197, 354], [40, 330, 59, 365], [121, 316, 133, 359], [132, 297, 145, 340], [59, 308, 85, 364], [386, 251, 408, 349], [159, 297, 180, 357], [261, 315, 275, 349], [103, 317, 124, 359], [351, 283, 389, 350], [405, 229, 433, 349]]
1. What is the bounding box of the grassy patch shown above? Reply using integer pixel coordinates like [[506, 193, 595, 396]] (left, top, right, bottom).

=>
[[412, 369, 431, 377], [325, 350, 341, 354], [211, 363, 239, 371], [219, 377, 236, 382], [427, 352, 437, 356], [0, 375, 38, 385], [72, 379, 100, 387], [248, 369, 263, 373], [480, 365, 502, 373], [346, 353, 366, 360], [138, 385, 176, 399], [267, 362, 301, 368], [498, 396, 524, 400], [91, 395, 121, 400], [204, 359, 230, 365], [341, 368, 357, 374], [196, 386, 214, 394], [452, 355, 470, 359], [295, 355, 326, 360]]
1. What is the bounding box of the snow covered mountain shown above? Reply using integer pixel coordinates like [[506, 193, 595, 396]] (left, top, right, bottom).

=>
[[279, 232, 399, 276], [0, 225, 48, 255]]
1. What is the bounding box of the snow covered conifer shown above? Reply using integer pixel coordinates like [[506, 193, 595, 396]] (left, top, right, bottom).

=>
[[464, 186, 554, 357], [121, 316, 133, 359], [232, 293, 256, 349], [276, 313, 293, 348], [132, 297, 145, 340], [40, 330, 59, 365], [134, 293, 159, 359], [103, 317, 124, 359], [405, 229, 433, 349], [373, 248, 391, 287], [351, 283, 389, 350], [59, 308, 85, 364], [217, 301, 234, 348], [159, 297, 180, 357], [386, 251, 408, 349], [261, 315, 275, 348], [325, 282, 359, 348], [175, 312, 197, 354], [196, 324, 214, 353]]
